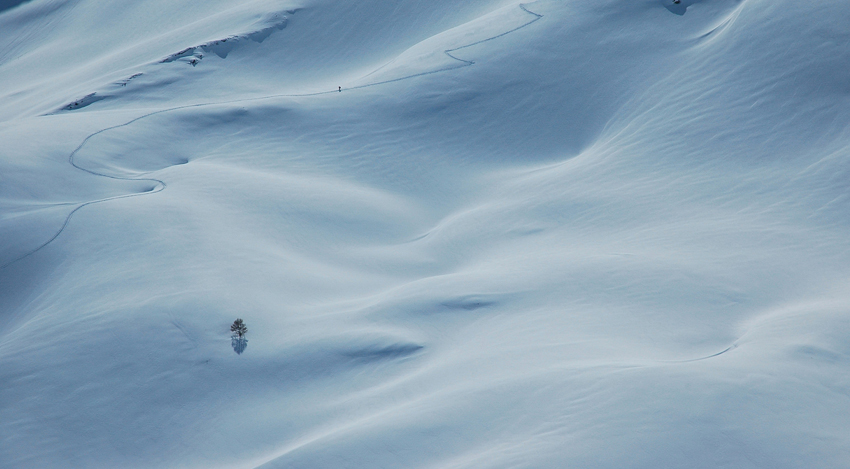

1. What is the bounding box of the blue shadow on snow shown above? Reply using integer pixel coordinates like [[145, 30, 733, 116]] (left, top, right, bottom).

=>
[[231, 337, 248, 355], [0, 0, 32, 14]]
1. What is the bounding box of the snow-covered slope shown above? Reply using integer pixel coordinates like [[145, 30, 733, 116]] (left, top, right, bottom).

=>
[[2, 0, 849, 467]]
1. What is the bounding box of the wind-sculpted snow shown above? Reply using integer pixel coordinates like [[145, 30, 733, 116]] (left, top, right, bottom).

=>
[[3, 3, 544, 269], [351, 4, 542, 88], [2, 0, 850, 467], [163, 15, 292, 61]]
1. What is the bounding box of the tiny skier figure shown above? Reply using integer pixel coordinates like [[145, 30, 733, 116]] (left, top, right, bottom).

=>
[[338, 86, 342, 92]]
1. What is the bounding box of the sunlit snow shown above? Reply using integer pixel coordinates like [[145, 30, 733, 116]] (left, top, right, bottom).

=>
[[1, 0, 849, 467]]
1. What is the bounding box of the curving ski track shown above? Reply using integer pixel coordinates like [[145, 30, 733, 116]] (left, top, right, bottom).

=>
[[1, 4, 543, 269], [670, 343, 737, 363]]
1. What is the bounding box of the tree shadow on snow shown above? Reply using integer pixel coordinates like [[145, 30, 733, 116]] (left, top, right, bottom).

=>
[[231, 337, 248, 355]]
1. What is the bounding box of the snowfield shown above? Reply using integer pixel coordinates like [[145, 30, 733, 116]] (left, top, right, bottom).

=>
[[2, 0, 850, 467]]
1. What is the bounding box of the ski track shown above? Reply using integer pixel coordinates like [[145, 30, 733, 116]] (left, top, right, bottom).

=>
[[662, 344, 738, 364], [0, 4, 543, 269]]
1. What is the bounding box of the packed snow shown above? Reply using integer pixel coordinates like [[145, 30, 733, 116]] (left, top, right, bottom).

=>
[[1, 0, 849, 467]]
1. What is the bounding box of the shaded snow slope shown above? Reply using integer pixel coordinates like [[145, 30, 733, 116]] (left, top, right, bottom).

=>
[[2, 0, 850, 467]]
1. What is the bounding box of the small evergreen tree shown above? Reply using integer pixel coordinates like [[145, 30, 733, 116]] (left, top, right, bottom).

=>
[[230, 318, 247, 338]]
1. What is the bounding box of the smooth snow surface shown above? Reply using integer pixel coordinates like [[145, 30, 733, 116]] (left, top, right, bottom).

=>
[[2, 0, 850, 467]]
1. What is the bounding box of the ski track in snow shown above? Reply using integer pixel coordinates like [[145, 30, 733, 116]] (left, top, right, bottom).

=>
[[1, 3, 543, 270], [664, 344, 738, 364]]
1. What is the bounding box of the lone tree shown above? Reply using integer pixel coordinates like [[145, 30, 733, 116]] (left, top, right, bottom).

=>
[[230, 318, 247, 338]]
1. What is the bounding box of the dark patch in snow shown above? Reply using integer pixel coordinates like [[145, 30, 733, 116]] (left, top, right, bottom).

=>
[[0, 0, 31, 14], [663, 0, 694, 16], [160, 17, 289, 63], [60, 93, 105, 112], [441, 295, 498, 311], [342, 342, 424, 362], [115, 73, 143, 87]]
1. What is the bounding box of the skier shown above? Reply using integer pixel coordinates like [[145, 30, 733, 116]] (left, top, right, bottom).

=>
[[338, 86, 342, 92]]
